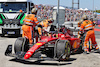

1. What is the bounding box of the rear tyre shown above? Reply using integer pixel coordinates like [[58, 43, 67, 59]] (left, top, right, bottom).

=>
[[56, 40, 71, 60]]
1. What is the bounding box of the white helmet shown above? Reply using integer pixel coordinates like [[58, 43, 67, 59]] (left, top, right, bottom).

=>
[[31, 8, 37, 13], [82, 15, 88, 20]]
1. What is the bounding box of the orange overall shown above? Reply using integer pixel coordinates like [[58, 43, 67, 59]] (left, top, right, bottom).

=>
[[80, 20, 99, 52], [38, 19, 49, 36], [22, 25, 33, 44], [22, 14, 39, 44]]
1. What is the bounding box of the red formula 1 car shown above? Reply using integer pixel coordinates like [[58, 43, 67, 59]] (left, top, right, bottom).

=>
[[5, 27, 82, 62]]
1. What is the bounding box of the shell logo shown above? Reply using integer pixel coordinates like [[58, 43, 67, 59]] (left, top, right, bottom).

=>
[[36, 43, 42, 45]]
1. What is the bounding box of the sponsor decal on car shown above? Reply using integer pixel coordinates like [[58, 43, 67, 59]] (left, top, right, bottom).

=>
[[36, 43, 42, 45]]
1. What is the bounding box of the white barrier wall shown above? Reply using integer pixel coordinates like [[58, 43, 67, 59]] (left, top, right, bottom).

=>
[[64, 21, 80, 36], [53, 6, 65, 25]]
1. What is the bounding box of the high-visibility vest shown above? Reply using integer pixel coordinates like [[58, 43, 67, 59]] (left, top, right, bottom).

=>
[[80, 20, 93, 31], [23, 14, 39, 27]]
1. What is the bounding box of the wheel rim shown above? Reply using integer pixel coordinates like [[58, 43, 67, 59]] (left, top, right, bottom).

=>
[[65, 42, 70, 60]]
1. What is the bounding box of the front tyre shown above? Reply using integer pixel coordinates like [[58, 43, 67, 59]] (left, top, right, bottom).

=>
[[14, 37, 29, 53]]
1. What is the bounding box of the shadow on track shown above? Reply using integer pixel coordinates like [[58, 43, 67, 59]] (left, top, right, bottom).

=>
[[9, 58, 76, 66], [60, 58, 77, 62]]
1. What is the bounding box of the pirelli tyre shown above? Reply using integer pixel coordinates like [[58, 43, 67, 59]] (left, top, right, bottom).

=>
[[56, 40, 71, 60], [14, 37, 29, 53]]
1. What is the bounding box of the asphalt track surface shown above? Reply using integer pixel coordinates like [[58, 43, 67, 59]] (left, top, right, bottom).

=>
[[95, 25, 100, 38], [0, 25, 100, 67]]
